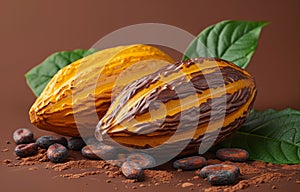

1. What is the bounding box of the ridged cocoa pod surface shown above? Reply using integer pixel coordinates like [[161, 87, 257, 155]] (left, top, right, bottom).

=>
[[96, 58, 257, 156], [29, 45, 174, 136]]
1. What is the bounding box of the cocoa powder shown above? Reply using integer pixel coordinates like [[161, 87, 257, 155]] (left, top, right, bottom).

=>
[[1, 148, 299, 191], [144, 169, 173, 184]]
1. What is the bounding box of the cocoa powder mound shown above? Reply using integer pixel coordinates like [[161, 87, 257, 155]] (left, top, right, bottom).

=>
[[60, 171, 103, 179], [1, 148, 48, 167], [223, 172, 284, 192], [221, 161, 263, 175], [47, 159, 112, 172], [17, 149, 48, 165], [144, 169, 173, 184], [45, 159, 122, 179], [281, 164, 300, 170]]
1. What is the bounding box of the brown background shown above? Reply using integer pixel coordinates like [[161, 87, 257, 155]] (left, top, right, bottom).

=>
[[0, 0, 299, 192]]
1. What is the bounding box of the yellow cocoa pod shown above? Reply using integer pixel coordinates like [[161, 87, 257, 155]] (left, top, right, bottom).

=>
[[96, 58, 256, 156], [29, 44, 174, 136]]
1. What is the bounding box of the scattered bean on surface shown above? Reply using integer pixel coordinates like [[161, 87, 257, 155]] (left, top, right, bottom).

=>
[[81, 143, 118, 160], [216, 148, 249, 162], [68, 137, 86, 151], [14, 143, 38, 157], [47, 143, 68, 163], [121, 161, 143, 180], [200, 164, 240, 185], [36, 135, 67, 149], [173, 156, 207, 170], [13, 128, 34, 144], [127, 153, 156, 169]]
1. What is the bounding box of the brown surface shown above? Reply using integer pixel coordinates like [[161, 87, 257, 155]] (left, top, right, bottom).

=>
[[0, 0, 299, 192], [1, 141, 300, 192]]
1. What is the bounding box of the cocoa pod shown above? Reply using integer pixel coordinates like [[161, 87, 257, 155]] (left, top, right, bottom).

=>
[[29, 45, 174, 136], [96, 58, 256, 156]]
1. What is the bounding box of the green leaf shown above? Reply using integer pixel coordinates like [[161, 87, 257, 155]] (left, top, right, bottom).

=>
[[183, 20, 269, 69], [25, 49, 97, 96], [214, 108, 300, 164]]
